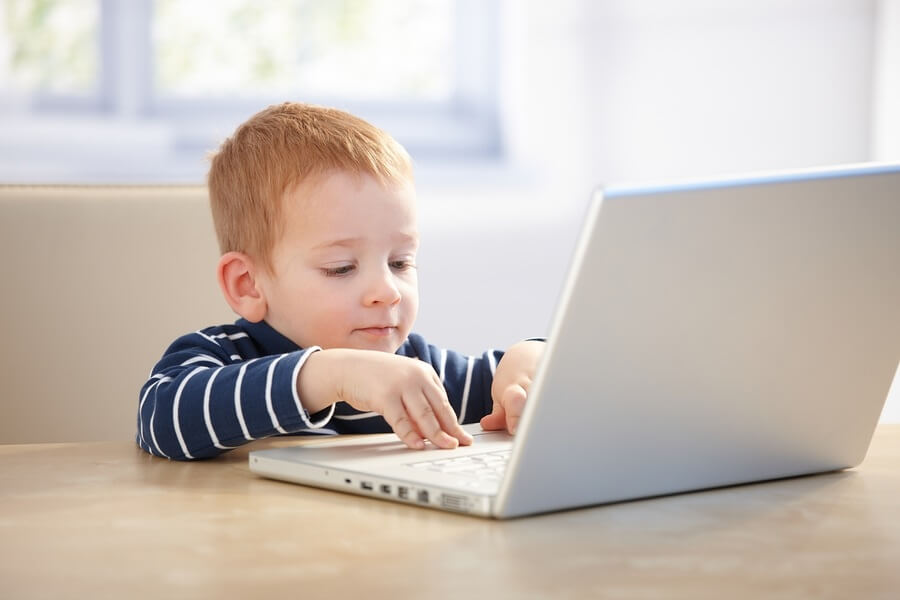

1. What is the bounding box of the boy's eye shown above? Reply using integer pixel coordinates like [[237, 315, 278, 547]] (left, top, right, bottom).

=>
[[322, 265, 355, 277], [390, 259, 415, 271]]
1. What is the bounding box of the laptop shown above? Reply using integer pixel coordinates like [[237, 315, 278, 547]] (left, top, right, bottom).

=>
[[250, 162, 900, 519]]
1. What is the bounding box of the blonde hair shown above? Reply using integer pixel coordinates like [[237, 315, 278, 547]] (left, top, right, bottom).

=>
[[207, 102, 413, 272]]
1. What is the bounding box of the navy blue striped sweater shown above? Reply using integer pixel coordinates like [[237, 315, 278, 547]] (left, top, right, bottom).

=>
[[137, 319, 504, 460]]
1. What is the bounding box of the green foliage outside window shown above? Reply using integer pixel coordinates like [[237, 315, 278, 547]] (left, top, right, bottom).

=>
[[1, 0, 98, 94]]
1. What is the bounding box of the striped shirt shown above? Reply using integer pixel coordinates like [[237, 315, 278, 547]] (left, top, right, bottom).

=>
[[137, 318, 504, 460]]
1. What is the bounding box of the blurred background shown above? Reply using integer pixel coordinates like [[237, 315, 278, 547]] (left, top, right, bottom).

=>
[[2, 0, 899, 418]]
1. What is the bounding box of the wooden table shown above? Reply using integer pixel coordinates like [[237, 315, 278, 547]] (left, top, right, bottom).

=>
[[2, 426, 898, 599]]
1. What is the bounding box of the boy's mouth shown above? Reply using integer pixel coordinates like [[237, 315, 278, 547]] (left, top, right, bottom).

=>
[[354, 326, 397, 337]]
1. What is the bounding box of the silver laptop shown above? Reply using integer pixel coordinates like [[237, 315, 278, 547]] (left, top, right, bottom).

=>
[[250, 162, 900, 519]]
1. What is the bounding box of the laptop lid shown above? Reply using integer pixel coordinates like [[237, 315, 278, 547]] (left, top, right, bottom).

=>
[[495, 162, 900, 517]]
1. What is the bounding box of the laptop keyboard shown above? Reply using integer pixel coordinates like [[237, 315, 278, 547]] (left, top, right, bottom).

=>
[[408, 450, 511, 483]]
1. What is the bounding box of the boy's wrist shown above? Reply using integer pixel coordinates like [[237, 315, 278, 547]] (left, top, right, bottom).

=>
[[296, 349, 341, 414]]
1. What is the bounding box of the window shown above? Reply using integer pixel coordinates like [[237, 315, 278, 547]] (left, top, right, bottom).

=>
[[0, 0, 501, 182], [1, 0, 99, 101], [155, 0, 454, 102]]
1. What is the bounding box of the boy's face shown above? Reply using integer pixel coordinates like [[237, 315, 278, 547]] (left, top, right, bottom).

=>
[[256, 170, 419, 353]]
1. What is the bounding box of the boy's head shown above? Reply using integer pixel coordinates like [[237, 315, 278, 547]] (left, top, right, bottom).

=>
[[209, 102, 420, 353], [208, 102, 413, 272]]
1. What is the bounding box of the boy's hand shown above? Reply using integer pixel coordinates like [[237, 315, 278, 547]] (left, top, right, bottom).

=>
[[481, 340, 545, 434], [297, 349, 473, 450]]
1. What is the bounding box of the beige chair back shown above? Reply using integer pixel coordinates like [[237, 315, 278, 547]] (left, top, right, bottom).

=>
[[0, 185, 234, 443]]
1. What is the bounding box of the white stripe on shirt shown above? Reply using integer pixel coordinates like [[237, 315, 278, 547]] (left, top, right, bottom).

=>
[[149, 402, 168, 459], [181, 354, 225, 367], [265, 355, 288, 434], [202, 367, 232, 450], [139, 376, 171, 451], [458, 356, 475, 424], [195, 330, 223, 347], [289, 347, 335, 429], [211, 332, 249, 341], [234, 360, 254, 441], [172, 367, 206, 459], [487, 350, 497, 377], [332, 411, 379, 420], [439, 348, 448, 382]]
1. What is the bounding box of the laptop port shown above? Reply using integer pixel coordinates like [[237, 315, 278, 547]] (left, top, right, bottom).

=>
[[440, 494, 469, 513], [417, 489, 430, 504], [360, 481, 373, 491], [380, 484, 392, 495], [398, 486, 409, 500]]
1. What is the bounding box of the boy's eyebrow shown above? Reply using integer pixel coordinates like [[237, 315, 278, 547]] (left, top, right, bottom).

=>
[[311, 237, 364, 250], [310, 233, 419, 251], [393, 232, 420, 245]]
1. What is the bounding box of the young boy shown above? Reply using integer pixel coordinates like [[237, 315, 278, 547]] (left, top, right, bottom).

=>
[[137, 102, 544, 460]]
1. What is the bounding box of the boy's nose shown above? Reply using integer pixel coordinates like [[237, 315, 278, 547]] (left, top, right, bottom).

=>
[[363, 269, 402, 306]]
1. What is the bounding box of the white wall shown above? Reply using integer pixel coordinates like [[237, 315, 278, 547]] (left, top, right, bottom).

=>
[[582, 0, 877, 181], [872, 0, 900, 422], [873, 0, 900, 160]]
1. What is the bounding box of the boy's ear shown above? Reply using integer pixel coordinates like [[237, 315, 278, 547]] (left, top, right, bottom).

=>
[[217, 251, 268, 323]]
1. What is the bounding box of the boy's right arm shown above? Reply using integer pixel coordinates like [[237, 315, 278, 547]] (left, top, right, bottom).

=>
[[138, 331, 473, 460], [297, 349, 473, 450], [137, 330, 330, 460]]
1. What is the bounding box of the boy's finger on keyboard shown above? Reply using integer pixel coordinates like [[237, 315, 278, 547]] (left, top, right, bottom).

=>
[[402, 433, 427, 450], [424, 383, 473, 446], [479, 406, 506, 431], [403, 394, 458, 449], [384, 404, 426, 450], [503, 385, 528, 434], [507, 414, 521, 435]]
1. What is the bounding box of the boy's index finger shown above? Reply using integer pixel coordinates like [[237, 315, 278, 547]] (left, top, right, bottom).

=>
[[402, 391, 458, 450], [421, 382, 473, 446]]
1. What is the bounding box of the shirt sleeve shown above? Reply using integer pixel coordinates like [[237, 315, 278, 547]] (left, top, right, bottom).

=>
[[400, 334, 505, 424], [136, 331, 331, 460]]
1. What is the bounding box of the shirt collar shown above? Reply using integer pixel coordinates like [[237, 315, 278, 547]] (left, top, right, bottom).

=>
[[237, 318, 302, 355]]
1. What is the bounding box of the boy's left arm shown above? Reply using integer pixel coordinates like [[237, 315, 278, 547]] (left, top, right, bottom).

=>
[[480, 340, 546, 434]]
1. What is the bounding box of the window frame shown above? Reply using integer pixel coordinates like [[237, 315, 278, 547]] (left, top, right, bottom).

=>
[[23, 0, 502, 164]]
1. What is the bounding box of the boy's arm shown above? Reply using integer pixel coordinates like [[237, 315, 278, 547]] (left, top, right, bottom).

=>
[[137, 330, 331, 460], [295, 348, 474, 450]]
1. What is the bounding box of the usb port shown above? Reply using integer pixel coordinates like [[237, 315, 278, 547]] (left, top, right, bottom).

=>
[[417, 489, 430, 504], [361, 481, 374, 491], [398, 486, 409, 500], [380, 484, 392, 495]]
